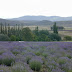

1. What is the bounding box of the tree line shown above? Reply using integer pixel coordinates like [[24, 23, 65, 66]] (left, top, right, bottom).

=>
[[0, 22, 61, 41]]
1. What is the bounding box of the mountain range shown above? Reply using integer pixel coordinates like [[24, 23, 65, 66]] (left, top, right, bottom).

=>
[[0, 16, 72, 27], [9, 16, 72, 21]]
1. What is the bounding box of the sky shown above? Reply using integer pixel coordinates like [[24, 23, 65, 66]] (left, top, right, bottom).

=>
[[0, 0, 72, 19]]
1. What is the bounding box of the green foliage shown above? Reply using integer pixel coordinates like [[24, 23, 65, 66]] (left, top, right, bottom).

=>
[[64, 36, 72, 41], [57, 59, 66, 65], [26, 56, 31, 64], [42, 53, 48, 58], [29, 60, 42, 71], [0, 23, 61, 41], [10, 35, 16, 41], [34, 29, 50, 41], [22, 27, 34, 41], [0, 34, 10, 41], [33, 26, 39, 36], [12, 51, 19, 55], [39, 30, 49, 35], [1, 58, 15, 66], [49, 33, 61, 41], [0, 23, 3, 34], [0, 51, 4, 55], [32, 35, 38, 41], [35, 51, 41, 56], [66, 55, 72, 59], [68, 70, 72, 72], [12, 63, 27, 72], [0, 59, 2, 65], [53, 22, 58, 34]]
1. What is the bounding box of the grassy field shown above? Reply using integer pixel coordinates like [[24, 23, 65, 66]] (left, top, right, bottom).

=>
[[26, 26, 72, 37], [10, 25, 72, 38]]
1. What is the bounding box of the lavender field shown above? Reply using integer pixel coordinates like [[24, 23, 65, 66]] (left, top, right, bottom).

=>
[[0, 41, 72, 72]]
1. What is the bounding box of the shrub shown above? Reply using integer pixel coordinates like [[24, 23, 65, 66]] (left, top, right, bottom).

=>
[[35, 52, 41, 56], [42, 53, 48, 58], [66, 55, 72, 59], [0, 59, 2, 65], [26, 56, 31, 64], [68, 70, 72, 72], [49, 33, 61, 41], [57, 57, 67, 65], [12, 63, 27, 72], [58, 59, 66, 65], [29, 60, 42, 71], [10, 35, 16, 41], [0, 34, 10, 41], [0, 51, 4, 55], [2, 58, 15, 66], [64, 36, 72, 41], [12, 51, 19, 55]]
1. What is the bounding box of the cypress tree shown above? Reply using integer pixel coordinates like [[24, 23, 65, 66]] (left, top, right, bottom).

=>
[[1, 23, 3, 34], [53, 22, 58, 34], [5, 23, 7, 34], [34, 26, 39, 36], [8, 24, 11, 36]]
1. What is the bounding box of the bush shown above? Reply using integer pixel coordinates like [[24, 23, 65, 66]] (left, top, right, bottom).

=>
[[42, 53, 48, 58], [29, 60, 42, 71], [35, 52, 41, 56], [2, 58, 15, 66], [0, 57, 15, 66], [0, 51, 4, 55], [10, 35, 16, 41], [12, 51, 20, 55], [64, 36, 72, 41], [0, 59, 2, 65], [26, 56, 31, 64], [12, 63, 27, 72], [0, 34, 10, 41], [49, 33, 61, 41]]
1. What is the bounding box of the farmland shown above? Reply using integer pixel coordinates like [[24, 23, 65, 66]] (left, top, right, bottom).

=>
[[24, 26, 72, 37], [0, 41, 72, 72]]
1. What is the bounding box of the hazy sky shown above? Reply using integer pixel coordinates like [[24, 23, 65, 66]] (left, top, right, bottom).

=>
[[0, 0, 72, 19]]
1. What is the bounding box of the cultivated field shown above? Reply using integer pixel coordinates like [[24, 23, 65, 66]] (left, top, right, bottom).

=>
[[26, 26, 72, 37], [0, 41, 72, 72]]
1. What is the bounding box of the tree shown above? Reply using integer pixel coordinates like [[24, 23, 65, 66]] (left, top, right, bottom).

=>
[[49, 33, 61, 41], [38, 34, 50, 41], [0, 34, 10, 41], [53, 22, 58, 34], [5, 23, 7, 34], [64, 36, 72, 41], [22, 27, 34, 41], [10, 35, 16, 41], [34, 26, 39, 36], [8, 24, 11, 37], [39, 30, 49, 36], [38, 30, 50, 41], [0, 23, 3, 34]]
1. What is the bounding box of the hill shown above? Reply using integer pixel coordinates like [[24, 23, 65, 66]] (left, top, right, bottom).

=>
[[9, 15, 72, 21], [0, 18, 72, 27]]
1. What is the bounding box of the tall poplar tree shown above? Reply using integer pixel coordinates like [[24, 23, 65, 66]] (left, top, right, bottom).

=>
[[53, 22, 58, 34], [8, 24, 11, 36], [5, 23, 7, 34], [1, 23, 3, 34]]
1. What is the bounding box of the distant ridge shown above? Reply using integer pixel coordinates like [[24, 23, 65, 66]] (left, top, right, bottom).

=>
[[0, 18, 72, 27], [9, 15, 72, 21]]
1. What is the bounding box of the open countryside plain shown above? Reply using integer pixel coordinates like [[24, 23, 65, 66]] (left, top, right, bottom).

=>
[[25, 26, 72, 37]]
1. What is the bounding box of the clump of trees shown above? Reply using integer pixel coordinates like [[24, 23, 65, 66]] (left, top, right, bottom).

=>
[[64, 36, 72, 41], [0, 22, 61, 41]]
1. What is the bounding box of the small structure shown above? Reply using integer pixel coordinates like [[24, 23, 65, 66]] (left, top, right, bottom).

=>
[[51, 26, 65, 30]]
